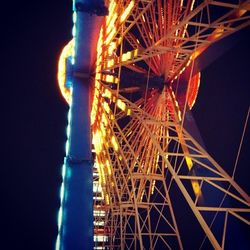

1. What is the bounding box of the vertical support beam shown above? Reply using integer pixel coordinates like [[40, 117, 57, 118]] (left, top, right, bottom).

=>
[[61, 78, 93, 250], [58, 1, 107, 248]]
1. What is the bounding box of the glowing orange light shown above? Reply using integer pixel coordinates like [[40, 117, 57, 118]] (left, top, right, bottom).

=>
[[178, 110, 182, 121], [103, 88, 112, 99], [142, 14, 145, 22], [101, 113, 108, 126], [107, 58, 115, 68], [106, 160, 111, 175], [151, 180, 156, 194], [105, 194, 110, 205], [192, 181, 202, 196], [57, 40, 74, 104], [188, 72, 201, 109], [106, 13, 118, 35], [111, 136, 119, 151], [93, 130, 104, 155], [105, 28, 116, 45], [185, 155, 202, 196], [117, 99, 126, 111], [103, 102, 111, 114], [108, 42, 117, 55], [120, 1, 135, 23], [127, 109, 132, 116], [185, 156, 193, 170]]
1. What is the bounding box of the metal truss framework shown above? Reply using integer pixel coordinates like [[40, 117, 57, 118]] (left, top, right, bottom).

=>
[[93, 84, 250, 249], [99, 0, 250, 81], [90, 0, 250, 249]]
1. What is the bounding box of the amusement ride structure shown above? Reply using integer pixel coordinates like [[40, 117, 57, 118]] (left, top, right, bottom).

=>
[[56, 0, 250, 249]]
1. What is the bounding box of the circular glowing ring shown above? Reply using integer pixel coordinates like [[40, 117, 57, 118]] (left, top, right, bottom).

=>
[[57, 40, 74, 104]]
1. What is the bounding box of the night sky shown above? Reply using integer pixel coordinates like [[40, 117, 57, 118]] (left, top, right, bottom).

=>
[[2, 1, 250, 249]]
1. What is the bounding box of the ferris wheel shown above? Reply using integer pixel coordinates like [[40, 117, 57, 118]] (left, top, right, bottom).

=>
[[57, 0, 250, 249]]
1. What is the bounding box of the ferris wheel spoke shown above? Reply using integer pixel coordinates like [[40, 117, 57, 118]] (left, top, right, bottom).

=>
[[101, 0, 250, 83], [92, 89, 186, 248]]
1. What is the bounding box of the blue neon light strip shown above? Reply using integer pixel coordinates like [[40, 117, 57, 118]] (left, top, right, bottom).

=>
[[55, 2, 77, 248], [55, 103, 72, 250]]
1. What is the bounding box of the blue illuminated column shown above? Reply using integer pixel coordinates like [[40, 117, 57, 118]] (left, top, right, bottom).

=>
[[57, 1, 107, 249], [61, 78, 93, 250]]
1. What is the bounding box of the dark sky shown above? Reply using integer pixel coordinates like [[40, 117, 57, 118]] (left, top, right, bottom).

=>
[[2, 1, 250, 250], [193, 28, 250, 193]]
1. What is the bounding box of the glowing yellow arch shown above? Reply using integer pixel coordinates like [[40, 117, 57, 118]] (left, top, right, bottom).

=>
[[57, 40, 74, 104]]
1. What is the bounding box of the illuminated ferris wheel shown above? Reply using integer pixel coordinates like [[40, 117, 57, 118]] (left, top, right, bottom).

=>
[[57, 0, 250, 249]]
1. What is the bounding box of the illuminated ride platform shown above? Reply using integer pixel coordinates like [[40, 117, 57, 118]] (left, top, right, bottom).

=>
[[56, 1, 250, 249]]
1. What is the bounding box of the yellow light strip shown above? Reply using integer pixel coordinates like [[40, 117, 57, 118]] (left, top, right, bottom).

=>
[[111, 136, 119, 151], [120, 49, 138, 63], [108, 42, 117, 55], [101, 84, 133, 116], [185, 154, 201, 196], [117, 99, 126, 111], [192, 181, 202, 196], [106, 159, 111, 175], [106, 13, 118, 35], [185, 156, 193, 170], [103, 88, 112, 99], [151, 180, 156, 195], [106, 0, 117, 24], [57, 40, 74, 104], [105, 28, 117, 46], [103, 102, 111, 114], [120, 1, 135, 23]]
